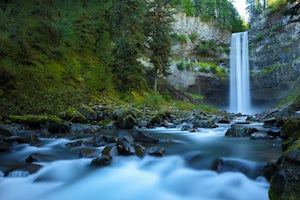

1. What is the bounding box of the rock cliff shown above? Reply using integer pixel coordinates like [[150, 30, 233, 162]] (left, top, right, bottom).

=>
[[167, 13, 231, 107], [249, 3, 300, 108]]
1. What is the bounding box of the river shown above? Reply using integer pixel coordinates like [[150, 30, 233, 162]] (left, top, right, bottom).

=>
[[0, 123, 282, 200]]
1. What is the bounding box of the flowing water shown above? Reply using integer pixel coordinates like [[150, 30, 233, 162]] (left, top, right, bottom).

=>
[[230, 32, 251, 114], [0, 124, 282, 200]]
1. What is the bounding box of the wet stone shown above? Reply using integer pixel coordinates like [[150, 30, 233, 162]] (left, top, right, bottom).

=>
[[91, 155, 111, 167], [146, 146, 165, 157], [79, 149, 99, 158], [65, 140, 83, 147]]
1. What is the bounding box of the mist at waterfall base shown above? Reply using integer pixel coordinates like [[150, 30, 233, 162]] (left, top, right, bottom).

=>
[[0, 126, 281, 200]]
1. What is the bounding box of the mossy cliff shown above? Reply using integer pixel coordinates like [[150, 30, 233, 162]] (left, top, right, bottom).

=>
[[249, 2, 300, 107]]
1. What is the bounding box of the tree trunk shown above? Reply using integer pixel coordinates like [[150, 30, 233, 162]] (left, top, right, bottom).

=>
[[154, 70, 158, 92]]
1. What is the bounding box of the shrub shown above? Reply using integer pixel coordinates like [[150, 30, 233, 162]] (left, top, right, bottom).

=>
[[171, 33, 188, 44], [142, 92, 165, 109], [189, 33, 198, 43]]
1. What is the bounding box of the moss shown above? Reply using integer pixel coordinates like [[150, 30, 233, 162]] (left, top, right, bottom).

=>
[[7, 114, 62, 125], [281, 118, 300, 138], [289, 95, 300, 111], [58, 107, 87, 123]]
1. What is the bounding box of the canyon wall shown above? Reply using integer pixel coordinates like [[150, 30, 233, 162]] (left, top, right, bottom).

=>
[[248, 4, 300, 107], [167, 13, 231, 107]]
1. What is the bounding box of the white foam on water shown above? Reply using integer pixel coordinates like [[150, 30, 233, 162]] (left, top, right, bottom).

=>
[[0, 156, 270, 200]]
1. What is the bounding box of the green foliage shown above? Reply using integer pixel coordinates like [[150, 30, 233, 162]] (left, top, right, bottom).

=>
[[111, 0, 147, 92], [175, 61, 227, 79], [194, 0, 245, 32], [196, 40, 229, 56], [179, 0, 196, 16], [171, 33, 188, 44], [261, 64, 281, 74], [268, 0, 290, 12], [253, 33, 264, 41], [197, 40, 215, 55], [189, 33, 198, 43], [142, 92, 166, 109]]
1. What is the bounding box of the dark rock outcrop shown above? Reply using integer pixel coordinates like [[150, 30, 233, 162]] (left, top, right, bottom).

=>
[[225, 124, 257, 137]]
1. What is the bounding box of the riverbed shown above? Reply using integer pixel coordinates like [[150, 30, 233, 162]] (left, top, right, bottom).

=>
[[0, 123, 282, 200]]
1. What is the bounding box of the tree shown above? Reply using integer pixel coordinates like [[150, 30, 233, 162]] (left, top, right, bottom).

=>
[[144, 0, 174, 92], [111, 0, 146, 92]]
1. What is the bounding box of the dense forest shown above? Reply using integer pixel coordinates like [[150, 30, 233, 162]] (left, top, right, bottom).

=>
[[3, 0, 297, 115], [0, 0, 245, 115]]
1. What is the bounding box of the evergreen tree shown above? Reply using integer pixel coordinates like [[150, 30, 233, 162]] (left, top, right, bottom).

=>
[[111, 0, 146, 92], [144, 0, 174, 92]]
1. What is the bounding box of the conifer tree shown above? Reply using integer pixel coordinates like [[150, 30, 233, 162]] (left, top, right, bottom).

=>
[[144, 0, 174, 92], [111, 0, 146, 92]]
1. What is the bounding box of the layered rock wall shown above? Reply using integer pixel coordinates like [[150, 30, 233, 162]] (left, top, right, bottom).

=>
[[249, 5, 300, 107], [167, 13, 230, 107]]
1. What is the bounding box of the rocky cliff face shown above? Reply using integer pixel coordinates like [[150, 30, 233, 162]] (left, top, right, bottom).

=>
[[166, 13, 231, 107], [249, 4, 300, 107]]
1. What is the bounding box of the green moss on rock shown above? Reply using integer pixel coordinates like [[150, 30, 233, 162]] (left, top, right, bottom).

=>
[[281, 118, 300, 139], [58, 108, 87, 123], [8, 115, 62, 125]]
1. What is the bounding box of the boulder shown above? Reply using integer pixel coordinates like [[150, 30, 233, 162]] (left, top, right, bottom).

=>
[[250, 132, 271, 140], [114, 109, 136, 129], [58, 108, 87, 123], [101, 144, 118, 157], [134, 144, 145, 158], [180, 123, 195, 132], [47, 121, 70, 134], [117, 132, 135, 155], [193, 119, 218, 128], [0, 126, 13, 137], [93, 135, 107, 147], [4, 163, 42, 177], [133, 128, 159, 143], [146, 146, 165, 157], [91, 155, 112, 167], [79, 149, 100, 158], [280, 118, 300, 139], [212, 157, 265, 179], [25, 153, 53, 163], [225, 124, 257, 137], [65, 140, 83, 147], [269, 116, 300, 200]]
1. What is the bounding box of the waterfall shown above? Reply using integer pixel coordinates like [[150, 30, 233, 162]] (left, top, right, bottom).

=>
[[229, 32, 251, 114]]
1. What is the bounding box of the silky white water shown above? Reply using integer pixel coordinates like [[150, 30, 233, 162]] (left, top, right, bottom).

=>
[[230, 32, 251, 114], [0, 126, 281, 200]]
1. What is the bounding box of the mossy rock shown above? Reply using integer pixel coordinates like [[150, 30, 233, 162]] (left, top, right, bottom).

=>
[[282, 130, 300, 152], [77, 105, 97, 121], [289, 95, 300, 112], [7, 115, 62, 128], [58, 108, 87, 123], [281, 118, 300, 139]]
